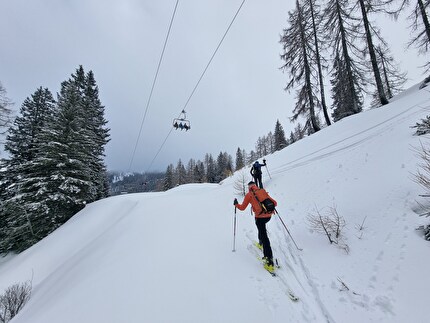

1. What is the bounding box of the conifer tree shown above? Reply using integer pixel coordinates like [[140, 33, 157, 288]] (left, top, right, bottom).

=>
[[164, 164, 175, 190], [0, 87, 56, 253], [324, 0, 365, 121], [274, 119, 288, 151], [280, 0, 321, 133], [235, 147, 245, 171], [266, 131, 275, 154], [1, 67, 110, 254], [355, 0, 389, 105], [255, 136, 268, 158], [294, 123, 306, 141], [372, 44, 407, 103], [205, 154, 217, 183], [247, 150, 258, 164], [175, 159, 187, 185], [31, 79, 92, 224], [81, 69, 110, 200], [187, 159, 197, 183], [304, 0, 332, 126], [215, 152, 232, 182], [194, 161, 206, 183], [407, 0, 430, 71]]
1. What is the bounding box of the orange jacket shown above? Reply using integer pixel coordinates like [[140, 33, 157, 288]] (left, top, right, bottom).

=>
[[235, 184, 277, 218]]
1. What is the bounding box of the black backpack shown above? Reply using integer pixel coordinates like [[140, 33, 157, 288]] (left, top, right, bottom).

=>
[[252, 162, 262, 174], [251, 188, 276, 214], [261, 198, 275, 213]]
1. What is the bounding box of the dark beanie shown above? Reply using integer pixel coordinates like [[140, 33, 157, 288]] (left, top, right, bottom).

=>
[[248, 181, 255, 185]]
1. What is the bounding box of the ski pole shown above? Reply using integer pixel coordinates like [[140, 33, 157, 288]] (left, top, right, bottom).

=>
[[263, 159, 272, 179], [265, 164, 272, 179], [232, 206, 237, 252], [275, 209, 302, 251]]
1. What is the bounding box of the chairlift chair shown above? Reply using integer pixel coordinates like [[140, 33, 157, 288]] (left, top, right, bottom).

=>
[[173, 110, 191, 131]]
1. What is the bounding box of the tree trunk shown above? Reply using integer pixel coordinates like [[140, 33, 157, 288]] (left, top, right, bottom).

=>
[[418, 0, 430, 44], [358, 0, 388, 105], [309, 0, 331, 126], [380, 52, 393, 98], [297, 0, 320, 132], [336, 0, 360, 113]]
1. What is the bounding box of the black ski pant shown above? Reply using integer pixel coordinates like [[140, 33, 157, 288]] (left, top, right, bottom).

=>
[[253, 173, 263, 189], [255, 217, 273, 260]]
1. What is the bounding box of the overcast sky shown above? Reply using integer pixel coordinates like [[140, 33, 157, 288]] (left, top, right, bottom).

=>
[[0, 0, 427, 172]]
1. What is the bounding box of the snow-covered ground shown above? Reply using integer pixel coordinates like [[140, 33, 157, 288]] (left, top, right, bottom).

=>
[[1, 83, 430, 322]]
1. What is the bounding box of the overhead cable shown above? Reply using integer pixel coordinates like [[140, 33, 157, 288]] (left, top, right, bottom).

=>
[[145, 0, 247, 172], [128, 0, 180, 172]]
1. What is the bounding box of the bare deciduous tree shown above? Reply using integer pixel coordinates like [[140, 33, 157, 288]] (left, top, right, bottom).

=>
[[234, 170, 248, 197], [0, 82, 13, 136]]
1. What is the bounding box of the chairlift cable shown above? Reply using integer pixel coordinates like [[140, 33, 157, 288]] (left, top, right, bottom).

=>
[[145, 0, 246, 172], [146, 127, 175, 172], [180, 0, 246, 113], [128, 0, 180, 172]]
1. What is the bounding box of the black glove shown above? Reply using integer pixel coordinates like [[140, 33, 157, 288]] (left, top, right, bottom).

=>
[[234, 198, 238, 205], [263, 159, 266, 163]]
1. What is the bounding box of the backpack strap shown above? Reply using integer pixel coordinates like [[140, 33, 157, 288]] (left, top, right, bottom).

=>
[[250, 188, 264, 215]]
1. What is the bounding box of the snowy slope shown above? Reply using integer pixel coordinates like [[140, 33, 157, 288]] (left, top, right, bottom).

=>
[[1, 84, 430, 323]]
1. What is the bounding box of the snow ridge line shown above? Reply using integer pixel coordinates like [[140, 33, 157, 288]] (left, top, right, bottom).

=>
[[270, 98, 430, 177]]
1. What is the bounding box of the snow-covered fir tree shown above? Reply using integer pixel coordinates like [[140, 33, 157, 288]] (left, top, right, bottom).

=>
[[164, 164, 175, 190], [0, 87, 56, 253], [186, 159, 197, 183], [193, 161, 205, 183], [175, 159, 187, 185], [0, 67, 110, 254], [205, 154, 217, 183], [413, 115, 430, 135], [79, 68, 111, 199]]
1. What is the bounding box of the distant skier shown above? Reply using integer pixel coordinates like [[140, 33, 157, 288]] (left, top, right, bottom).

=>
[[250, 159, 266, 188], [234, 181, 277, 271]]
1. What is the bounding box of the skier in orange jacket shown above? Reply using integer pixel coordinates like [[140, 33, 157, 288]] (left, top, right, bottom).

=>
[[234, 181, 277, 268]]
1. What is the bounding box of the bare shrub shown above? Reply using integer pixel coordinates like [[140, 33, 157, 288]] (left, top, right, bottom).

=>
[[0, 281, 32, 323], [413, 141, 430, 240], [355, 216, 367, 239], [424, 225, 430, 241], [414, 141, 430, 201], [337, 277, 360, 295], [233, 170, 248, 197], [307, 204, 349, 253]]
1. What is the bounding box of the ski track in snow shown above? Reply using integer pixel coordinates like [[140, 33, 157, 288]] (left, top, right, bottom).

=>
[[270, 99, 430, 177], [272, 225, 335, 323], [244, 227, 335, 323]]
